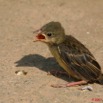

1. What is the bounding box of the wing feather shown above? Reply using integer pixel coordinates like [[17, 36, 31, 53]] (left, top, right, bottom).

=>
[[58, 37, 101, 81]]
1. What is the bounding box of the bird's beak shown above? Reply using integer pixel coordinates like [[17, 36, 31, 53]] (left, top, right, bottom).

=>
[[33, 29, 46, 42]]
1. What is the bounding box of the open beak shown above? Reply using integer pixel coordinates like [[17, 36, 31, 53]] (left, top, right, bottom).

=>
[[33, 30, 45, 42]]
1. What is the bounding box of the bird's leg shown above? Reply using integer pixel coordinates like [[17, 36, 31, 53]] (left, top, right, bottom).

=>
[[47, 70, 68, 76], [51, 80, 87, 88]]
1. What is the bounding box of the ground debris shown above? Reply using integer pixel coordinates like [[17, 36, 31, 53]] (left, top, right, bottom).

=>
[[15, 70, 27, 76], [79, 85, 93, 91]]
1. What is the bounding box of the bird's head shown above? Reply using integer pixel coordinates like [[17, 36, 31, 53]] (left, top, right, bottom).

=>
[[33, 21, 66, 45]]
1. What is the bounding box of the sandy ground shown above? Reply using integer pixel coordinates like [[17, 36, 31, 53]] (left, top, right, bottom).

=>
[[0, 0, 103, 103]]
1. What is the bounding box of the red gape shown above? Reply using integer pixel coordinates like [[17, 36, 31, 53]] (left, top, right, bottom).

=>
[[36, 34, 45, 39]]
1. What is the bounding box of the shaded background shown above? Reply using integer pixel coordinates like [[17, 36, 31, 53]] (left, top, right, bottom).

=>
[[0, 0, 103, 103]]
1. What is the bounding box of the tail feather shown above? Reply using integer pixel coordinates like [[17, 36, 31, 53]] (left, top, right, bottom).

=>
[[97, 74, 103, 84]]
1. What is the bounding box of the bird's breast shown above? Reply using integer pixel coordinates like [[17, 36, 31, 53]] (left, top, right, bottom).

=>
[[48, 45, 79, 79]]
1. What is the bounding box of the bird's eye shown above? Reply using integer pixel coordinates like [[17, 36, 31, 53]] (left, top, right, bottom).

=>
[[47, 32, 52, 37]]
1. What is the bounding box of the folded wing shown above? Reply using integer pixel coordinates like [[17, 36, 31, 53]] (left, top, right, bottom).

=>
[[58, 37, 101, 81]]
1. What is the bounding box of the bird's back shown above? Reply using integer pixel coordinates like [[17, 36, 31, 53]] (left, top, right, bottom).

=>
[[64, 35, 94, 57]]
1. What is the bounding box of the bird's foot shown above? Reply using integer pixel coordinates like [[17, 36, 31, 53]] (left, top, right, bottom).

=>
[[51, 80, 87, 88], [47, 70, 68, 76]]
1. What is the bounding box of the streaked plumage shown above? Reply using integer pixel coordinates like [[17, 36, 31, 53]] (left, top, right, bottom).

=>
[[34, 21, 103, 87]]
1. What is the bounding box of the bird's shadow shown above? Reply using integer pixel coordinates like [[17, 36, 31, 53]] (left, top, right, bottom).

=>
[[15, 54, 75, 82]]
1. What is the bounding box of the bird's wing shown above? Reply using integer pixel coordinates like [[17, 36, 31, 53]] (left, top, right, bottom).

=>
[[58, 43, 101, 81]]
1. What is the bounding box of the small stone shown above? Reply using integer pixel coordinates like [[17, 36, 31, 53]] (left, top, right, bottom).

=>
[[79, 85, 93, 91], [86, 32, 90, 34], [15, 70, 27, 76]]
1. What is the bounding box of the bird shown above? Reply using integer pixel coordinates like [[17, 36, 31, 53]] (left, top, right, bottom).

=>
[[33, 21, 103, 88]]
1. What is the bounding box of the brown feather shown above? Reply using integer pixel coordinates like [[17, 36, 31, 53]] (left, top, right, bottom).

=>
[[57, 35, 102, 82]]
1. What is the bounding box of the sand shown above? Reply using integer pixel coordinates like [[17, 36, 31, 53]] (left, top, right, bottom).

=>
[[0, 0, 103, 103]]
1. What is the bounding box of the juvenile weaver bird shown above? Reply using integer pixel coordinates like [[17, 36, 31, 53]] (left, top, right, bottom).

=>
[[33, 21, 103, 88]]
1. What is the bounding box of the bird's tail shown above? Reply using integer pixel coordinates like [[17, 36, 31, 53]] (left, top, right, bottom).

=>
[[97, 74, 103, 84]]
